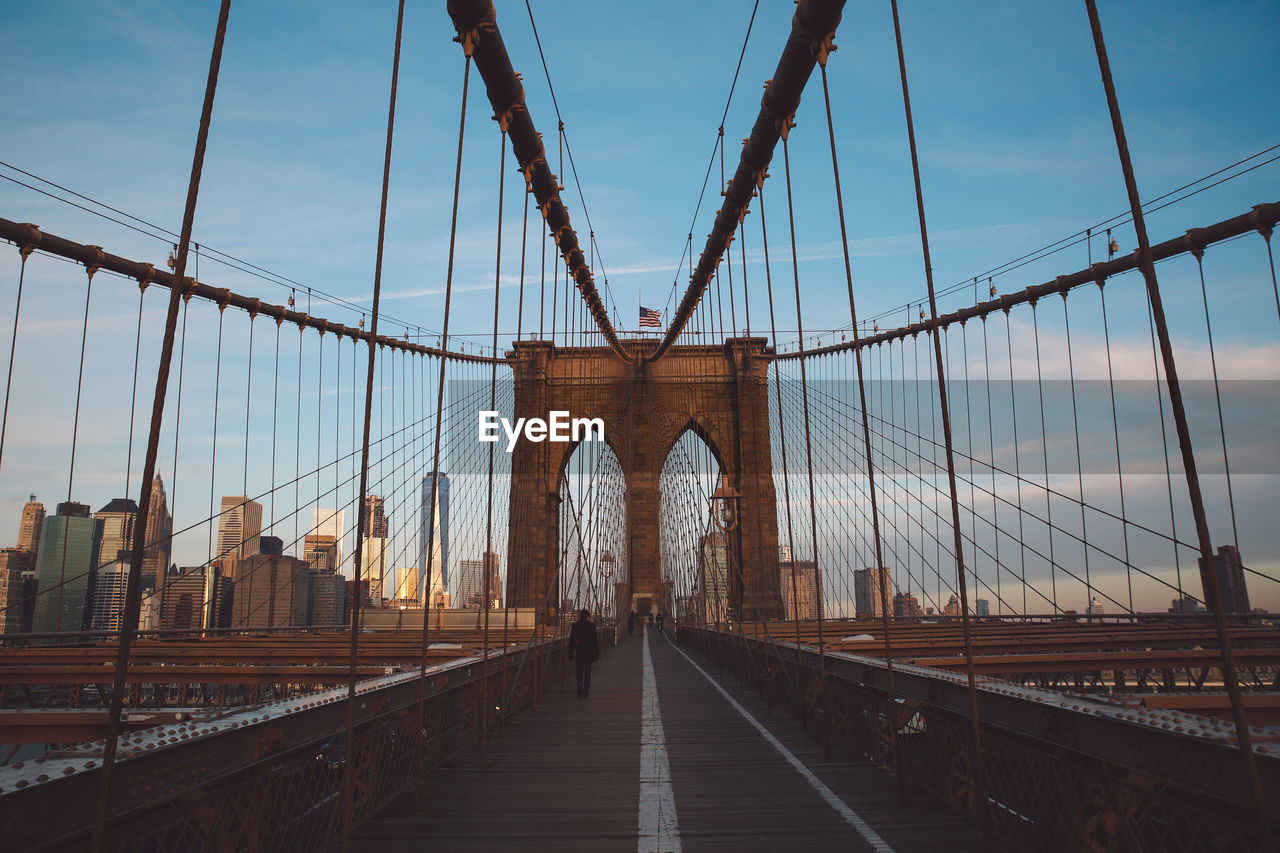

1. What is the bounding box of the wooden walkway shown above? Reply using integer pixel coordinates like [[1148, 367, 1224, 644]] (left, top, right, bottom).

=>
[[352, 626, 985, 852]]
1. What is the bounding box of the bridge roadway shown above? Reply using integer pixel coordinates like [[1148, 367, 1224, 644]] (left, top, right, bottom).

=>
[[352, 625, 985, 852]]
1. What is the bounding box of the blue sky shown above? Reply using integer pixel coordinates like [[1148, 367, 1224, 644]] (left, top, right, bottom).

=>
[[0, 1, 1277, 610]]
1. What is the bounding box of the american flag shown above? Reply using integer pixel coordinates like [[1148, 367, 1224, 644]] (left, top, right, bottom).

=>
[[639, 306, 662, 328]]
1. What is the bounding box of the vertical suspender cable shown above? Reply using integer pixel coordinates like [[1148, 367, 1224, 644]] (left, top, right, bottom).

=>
[[415, 46, 471, 808], [90, 2, 232, 848], [818, 56, 902, 795], [1082, 1, 1268, 839], [779, 133, 829, 755], [340, 0, 404, 846], [889, 1, 988, 840]]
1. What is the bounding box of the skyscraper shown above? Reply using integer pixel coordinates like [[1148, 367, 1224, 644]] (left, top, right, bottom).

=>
[[90, 559, 130, 631], [393, 566, 420, 602], [361, 495, 387, 603], [162, 567, 217, 631], [457, 551, 500, 609], [420, 473, 449, 597], [216, 496, 263, 579], [32, 502, 103, 633], [303, 533, 338, 572], [780, 558, 819, 621], [311, 507, 345, 568], [893, 591, 924, 618], [307, 568, 346, 627], [17, 495, 44, 559], [855, 567, 891, 619], [0, 548, 32, 634], [142, 475, 173, 593], [95, 497, 138, 565], [231, 551, 309, 629]]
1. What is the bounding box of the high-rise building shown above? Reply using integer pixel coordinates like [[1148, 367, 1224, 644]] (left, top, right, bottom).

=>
[[362, 495, 388, 538], [780, 558, 819, 621], [1198, 544, 1251, 614], [17, 495, 44, 560], [142, 475, 173, 593], [393, 566, 420, 602], [893, 591, 924, 618], [1085, 596, 1105, 615], [360, 495, 388, 604], [90, 559, 130, 631], [943, 594, 962, 617], [975, 598, 991, 617], [855, 566, 891, 619], [231, 551, 309, 629], [216, 496, 263, 579], [95, 497, 138, 566], [1169, 595, 1206, 614], [303, 533, 338, 572], [361, 536, 387, 604], [311, 508, 345, 568], [162, 565, 226, 631], [420, 473, 449, 596], [0, 548, 32, 634], [32, 503, 103, 633], [457, 551, 501, 609], [308, 568, 346, 627]]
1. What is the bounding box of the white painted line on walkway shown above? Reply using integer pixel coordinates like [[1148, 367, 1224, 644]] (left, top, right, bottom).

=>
[[639, 628, 681, 853], [666, 635, 895, 853]]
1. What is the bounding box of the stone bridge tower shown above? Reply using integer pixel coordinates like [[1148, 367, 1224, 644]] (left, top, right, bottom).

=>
[[505, 337, 781, 623]]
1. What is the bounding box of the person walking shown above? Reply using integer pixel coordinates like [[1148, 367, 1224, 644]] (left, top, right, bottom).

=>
[[568, 609, 600, 698], [627, 611, 636, 637], [655, 611, 665, 636]]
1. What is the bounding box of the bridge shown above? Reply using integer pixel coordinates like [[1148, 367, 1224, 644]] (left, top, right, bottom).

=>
[[0, 0, 1278, 849]]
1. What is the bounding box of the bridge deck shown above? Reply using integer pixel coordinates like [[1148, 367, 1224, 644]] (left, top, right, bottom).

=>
[[353, 626, 985, 852]]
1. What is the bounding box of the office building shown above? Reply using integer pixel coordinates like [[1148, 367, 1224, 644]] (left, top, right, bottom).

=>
[[142, 475, 173, 593], [95, 497, 138, 567], [303, 533, 338, 572], [893, 591, 924, 618], [90, 559, 130, 631], [0, 548, 32, 633], [780, 558, 819, 621], [1198, 544, 1251, 614], [361, 495, 388, 604], [312, 508, 345, 569], [32, 503, 103, 633], [855, 566, 891, 619], [1085, 595, 1105, 615], [943, 594, 962, 617], [308, 568, 346, 627], [17, 495, 44, 559], [231, 550, 309, 629], [393, 566, 420, 602], [216, 496, 263, 579], [420, 473, 450, 596], [1169, 595, 1206, 614], [162, 565, 226, 631], [975, 598, 990, 617], [457, 551, 501, 609]]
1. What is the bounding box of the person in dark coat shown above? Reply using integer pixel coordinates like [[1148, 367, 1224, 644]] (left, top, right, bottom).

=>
[[627, 611, 636, 636], [568, 609, 600, 698]]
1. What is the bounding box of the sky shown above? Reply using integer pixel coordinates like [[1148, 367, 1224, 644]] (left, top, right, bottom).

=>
[[0, 0, 1277, 611]]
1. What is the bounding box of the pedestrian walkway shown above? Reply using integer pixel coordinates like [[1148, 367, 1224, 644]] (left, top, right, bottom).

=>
[[352, 626, 985, 852]]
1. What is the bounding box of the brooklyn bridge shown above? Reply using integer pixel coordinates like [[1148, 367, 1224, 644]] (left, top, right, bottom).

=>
[[0, 0, 1277, 850]]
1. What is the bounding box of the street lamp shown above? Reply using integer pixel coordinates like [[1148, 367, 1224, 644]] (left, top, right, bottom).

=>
[[709, 474, 739, 533], [600, 550, 615, 580]]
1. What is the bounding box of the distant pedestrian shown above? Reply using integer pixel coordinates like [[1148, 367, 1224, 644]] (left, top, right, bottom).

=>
[[568, 609, 600, 698], [627, 611, 636, 636], [655, 611, 665, 636]]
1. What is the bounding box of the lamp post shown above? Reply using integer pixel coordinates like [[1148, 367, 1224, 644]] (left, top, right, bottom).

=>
[[601, 550, 615, 621], [709, 474, 740, 624]]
